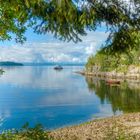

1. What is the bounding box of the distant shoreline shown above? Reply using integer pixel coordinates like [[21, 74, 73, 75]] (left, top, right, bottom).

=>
[[22, 63, 85, 66], [0, 62, 85, 66], [0, 61, 23, 66]]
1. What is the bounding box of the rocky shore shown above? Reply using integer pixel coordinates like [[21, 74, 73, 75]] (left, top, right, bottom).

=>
[[50, 113, 140, 140], [79, 65, 140, 80], [49, 66, 140, 140]]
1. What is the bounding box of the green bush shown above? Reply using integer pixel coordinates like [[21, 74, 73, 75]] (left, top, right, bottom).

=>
[[0, 123, 53, 140]]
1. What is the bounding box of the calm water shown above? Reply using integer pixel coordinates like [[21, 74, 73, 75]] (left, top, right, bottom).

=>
[[0, 66, 140, 131]]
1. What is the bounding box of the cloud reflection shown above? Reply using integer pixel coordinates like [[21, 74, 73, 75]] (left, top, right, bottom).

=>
[[0, 66, 119, 130]]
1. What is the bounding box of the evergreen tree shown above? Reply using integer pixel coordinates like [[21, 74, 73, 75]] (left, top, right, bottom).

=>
[[0, 0, 139, 53]]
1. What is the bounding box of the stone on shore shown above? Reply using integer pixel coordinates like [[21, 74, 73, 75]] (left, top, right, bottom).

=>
[[50, 113, 140, 140]]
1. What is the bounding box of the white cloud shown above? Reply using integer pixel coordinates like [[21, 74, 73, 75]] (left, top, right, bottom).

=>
[[0, 31, 108, 63], [85, 42, 97, 55]]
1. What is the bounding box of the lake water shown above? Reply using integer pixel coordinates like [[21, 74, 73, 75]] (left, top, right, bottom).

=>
[[0, 66, 140, 131]]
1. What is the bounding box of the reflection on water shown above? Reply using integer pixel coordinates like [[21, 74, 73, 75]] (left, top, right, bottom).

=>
[[0, 66, 139, 131], [86, 77, 140, 113]]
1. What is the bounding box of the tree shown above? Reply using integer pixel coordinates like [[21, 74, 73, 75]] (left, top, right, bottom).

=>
[[86, 32, 140, 73], [0, 0, 139, 52]]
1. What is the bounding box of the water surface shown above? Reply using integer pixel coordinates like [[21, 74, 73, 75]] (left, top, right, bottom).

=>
[[0, 66, 139, 130]]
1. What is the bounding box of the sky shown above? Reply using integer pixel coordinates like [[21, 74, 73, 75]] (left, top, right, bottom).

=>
[[0, 0, 131, 64], [0, 27, 108, 64]]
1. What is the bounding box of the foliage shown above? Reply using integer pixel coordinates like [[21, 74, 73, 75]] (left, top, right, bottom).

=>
[[86, 31, 140, 72], [85, 55, 95, 71], [0, 123, 53, 140], [103, 29, 140, 53], [0, 0, 139, 52], [0, 69, 4, 74]]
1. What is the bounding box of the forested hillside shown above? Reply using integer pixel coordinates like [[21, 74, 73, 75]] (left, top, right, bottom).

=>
[[86, 32, 140, 73]]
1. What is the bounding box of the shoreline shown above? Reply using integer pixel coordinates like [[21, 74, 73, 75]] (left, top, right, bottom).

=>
[[76, 70, 140, 81], [50, 113, 140, 140]]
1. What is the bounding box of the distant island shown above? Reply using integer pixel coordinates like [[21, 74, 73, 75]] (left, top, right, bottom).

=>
[[22, 62, 85, 66], [0, 61, 24, 66], [0, 62, 84, 66]]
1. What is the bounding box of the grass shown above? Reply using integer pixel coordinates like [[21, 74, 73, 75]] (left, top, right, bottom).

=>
[[0, 123, 53, 140], [0, 121, 139, 140], [104, 122, 138, 140]]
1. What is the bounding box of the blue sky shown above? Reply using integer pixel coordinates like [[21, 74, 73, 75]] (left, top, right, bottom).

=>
[[0, 26, 108, 63]]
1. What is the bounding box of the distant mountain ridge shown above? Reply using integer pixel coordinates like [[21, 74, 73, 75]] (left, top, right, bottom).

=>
[[22, 62, 85, 66], [0, 61, 23, 66], [0, 61, 85, 66]]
